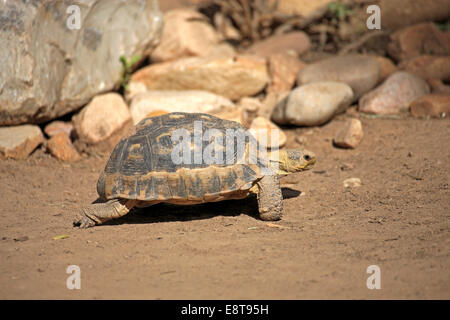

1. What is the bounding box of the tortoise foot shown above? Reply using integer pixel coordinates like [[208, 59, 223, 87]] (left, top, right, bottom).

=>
[[73, 215, 96, 228]]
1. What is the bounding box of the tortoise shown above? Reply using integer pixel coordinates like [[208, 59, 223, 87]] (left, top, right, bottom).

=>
[[74, 112, 316, 228]]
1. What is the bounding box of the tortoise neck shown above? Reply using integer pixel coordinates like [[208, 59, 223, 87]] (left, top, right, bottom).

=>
[[267, 150, 290, 175]]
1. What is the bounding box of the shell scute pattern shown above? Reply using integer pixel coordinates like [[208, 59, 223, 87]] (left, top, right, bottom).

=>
[[99, 113, 265, 202]]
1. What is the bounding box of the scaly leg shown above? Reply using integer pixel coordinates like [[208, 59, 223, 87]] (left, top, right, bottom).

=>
[[74, 199, 136, 228], [256, 174, 283, 221]]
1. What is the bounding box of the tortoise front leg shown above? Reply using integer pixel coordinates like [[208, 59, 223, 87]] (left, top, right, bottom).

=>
[[256, 174, 283, 221], [74, 199, 136, 228]]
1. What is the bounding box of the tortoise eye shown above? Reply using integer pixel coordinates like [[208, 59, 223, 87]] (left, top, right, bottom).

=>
[[304, 155, 311, 161]]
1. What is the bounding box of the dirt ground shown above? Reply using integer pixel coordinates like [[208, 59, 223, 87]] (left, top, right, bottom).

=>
[[0, 114, 449, 300]]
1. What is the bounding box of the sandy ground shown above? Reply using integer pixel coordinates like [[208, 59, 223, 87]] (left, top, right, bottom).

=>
[[0, 114, 449, 299]]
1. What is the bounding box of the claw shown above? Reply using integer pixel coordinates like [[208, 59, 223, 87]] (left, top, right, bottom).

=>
[[73, 216, 96, 228]]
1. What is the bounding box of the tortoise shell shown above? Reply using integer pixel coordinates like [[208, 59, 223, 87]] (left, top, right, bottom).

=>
[[97, 112, 268, 205]]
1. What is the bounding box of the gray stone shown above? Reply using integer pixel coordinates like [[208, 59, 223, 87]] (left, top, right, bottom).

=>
[[297, 54, 380, 101], [272, 82, 354, 127], [0, 0, 163, 125]]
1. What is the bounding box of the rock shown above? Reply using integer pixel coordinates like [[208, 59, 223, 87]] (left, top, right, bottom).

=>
[[374, 56, 398, 83], [297, 54, 380, 101], [129, 55, 269, 101], [427, 79, 450, 95], [14, 236, 29, 242], [271, 0, 332, 17], [333, 119, 363, 149], [73, 93, 132, 146], [410, 94, 450, 118], [249, 117, 287, 149], [267, 53, 307, 94], [150, 9, 221, 62], [359, 72, 430, 115], [47, 132, 81, 161], [399, 55, 450, 82], [246, 32, 311, 57], [387, 23, 450, 62], [340, 163, 354, 171], [129, 90, 236, 125], [301, 51, 335, 63], [44, 121, 74, 138], [213, 12, 241, 41], [0, 125, 44, 159], [272, 82, 354, 127], [238, 98, 261, 128], [295, 135, 308, 145], [207, 43, 237, 58], [260, 92, 290, 120], [213, 108, 242, 125], [380, 0, 450, 31], [343, 178, 361, 188], [0, 0, 162, 126]]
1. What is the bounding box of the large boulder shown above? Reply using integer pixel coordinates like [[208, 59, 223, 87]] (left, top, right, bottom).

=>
[[0, 0, 163, 126]]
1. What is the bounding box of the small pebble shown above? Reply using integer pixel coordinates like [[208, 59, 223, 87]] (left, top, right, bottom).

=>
[[343, 178, 362, 188], [14, 236, 29, 242], [333, 118, 363, 149]]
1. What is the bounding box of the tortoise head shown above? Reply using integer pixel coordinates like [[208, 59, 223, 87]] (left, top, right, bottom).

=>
[[268, 149, 316, 175]]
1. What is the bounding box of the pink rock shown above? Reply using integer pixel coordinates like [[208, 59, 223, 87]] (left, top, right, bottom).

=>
[[44, 121, 74, 138], [359, 72, 430, 115]]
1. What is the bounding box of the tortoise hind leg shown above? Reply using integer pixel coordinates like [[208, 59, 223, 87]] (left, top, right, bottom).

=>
[[256, 174, 283, 221], [74, 199, 136, 228]]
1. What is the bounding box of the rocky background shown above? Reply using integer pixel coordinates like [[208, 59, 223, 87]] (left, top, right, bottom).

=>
[[0, 0, 449, 160], [0, 0, 450, 300]]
